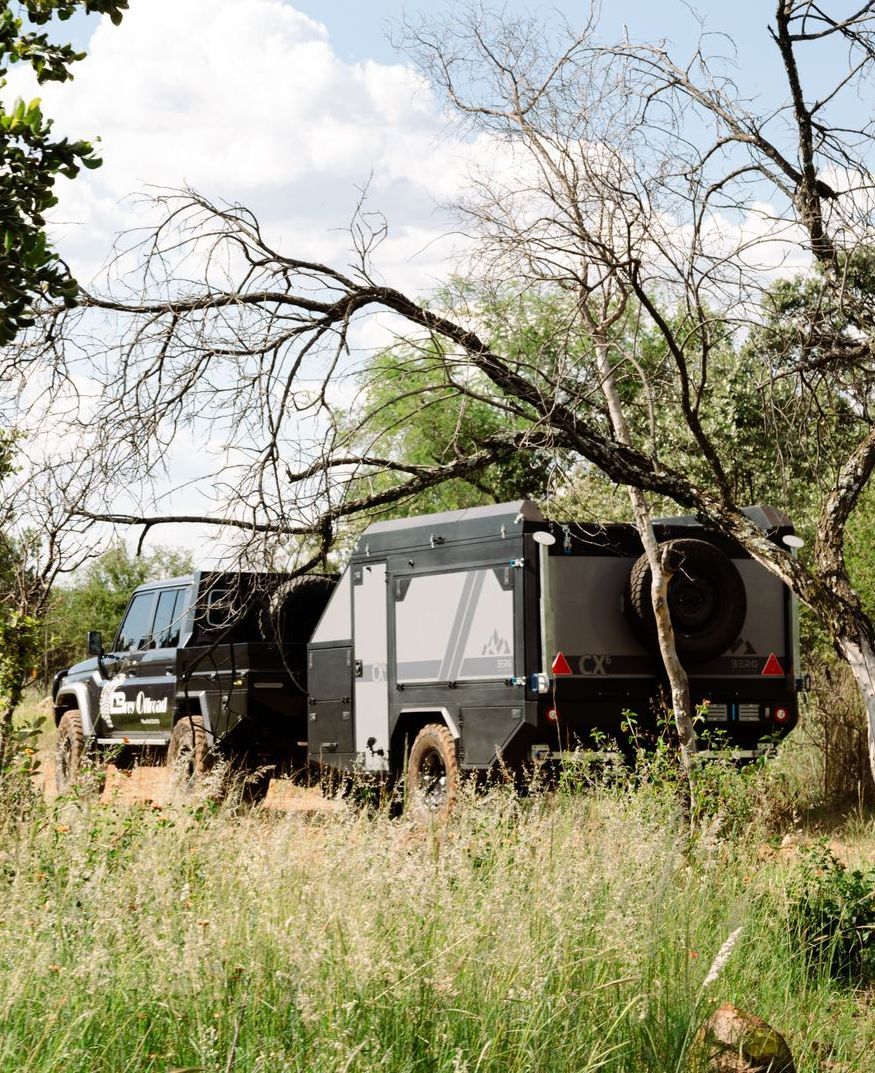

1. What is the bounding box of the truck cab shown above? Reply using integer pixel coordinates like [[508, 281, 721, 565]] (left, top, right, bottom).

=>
[[52, 570, 335, 791]]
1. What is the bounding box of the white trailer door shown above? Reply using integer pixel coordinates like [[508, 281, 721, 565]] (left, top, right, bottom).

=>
[[352, 562, 389, 772]]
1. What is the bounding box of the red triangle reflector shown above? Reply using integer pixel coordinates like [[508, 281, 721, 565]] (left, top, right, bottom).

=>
[[761, 653, 784, 677], [551, 651, 573, 676]]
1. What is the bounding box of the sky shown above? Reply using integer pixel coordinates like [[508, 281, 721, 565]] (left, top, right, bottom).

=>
[[19, 0, 830, 293], [8, 0, 869, 563]]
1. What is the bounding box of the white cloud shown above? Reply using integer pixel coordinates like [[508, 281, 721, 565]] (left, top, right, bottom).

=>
[[5, 0, 485, 289]]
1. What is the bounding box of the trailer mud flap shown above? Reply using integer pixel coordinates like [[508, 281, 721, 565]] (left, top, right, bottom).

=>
[[460, 705, 524, 768]]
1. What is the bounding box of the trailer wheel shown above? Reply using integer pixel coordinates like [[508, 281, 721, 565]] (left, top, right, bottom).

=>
[[625, 538, 747, 662], [55, 709, 85, 793], [166, 716, 212, 790], [407, 723, 459, 824]]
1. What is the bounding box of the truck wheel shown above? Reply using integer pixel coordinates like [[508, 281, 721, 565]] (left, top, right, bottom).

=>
[[55, 709, 85, 793], [407, 723, 459, 824], [166, 716, 212, 790], [625, 538, 747, 662]]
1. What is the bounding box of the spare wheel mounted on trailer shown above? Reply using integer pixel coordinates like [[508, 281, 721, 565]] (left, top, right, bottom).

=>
[[624, 538, 747, 661]]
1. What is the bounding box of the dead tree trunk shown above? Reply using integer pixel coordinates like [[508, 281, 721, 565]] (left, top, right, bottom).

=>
[[836, 636, 875, 787], [592, 333, 697, 811]]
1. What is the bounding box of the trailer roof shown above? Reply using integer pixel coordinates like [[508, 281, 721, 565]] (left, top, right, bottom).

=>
[[355, 499, 793, 557], [357, 499, 545, 553]]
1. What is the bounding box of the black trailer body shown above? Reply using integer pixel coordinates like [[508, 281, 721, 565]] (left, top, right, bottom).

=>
[[307, 500, 800, 776]]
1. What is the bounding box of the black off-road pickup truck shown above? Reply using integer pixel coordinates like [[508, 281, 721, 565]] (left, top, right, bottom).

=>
[[51, 570, 335, 791]]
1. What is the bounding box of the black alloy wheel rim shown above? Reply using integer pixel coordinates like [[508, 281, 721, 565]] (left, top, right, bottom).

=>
[[669, 573, 717, 630]]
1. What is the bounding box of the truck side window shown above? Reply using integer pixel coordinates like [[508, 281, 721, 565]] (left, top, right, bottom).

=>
[[116, 593, 157, 653], [205, 589, 233, 629], [153, 588, 188, 649]]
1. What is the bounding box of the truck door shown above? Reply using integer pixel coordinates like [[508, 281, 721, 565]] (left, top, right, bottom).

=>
[[107, 587, 185, 736], [352, 562, 389, 772]]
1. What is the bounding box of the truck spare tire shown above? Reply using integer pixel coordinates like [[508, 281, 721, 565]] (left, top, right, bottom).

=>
[[624, 538, 747, 662], [259, 575, 336, 644]]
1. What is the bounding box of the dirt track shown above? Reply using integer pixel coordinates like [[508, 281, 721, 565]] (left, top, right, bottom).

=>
[[38, 757, 341, 813]]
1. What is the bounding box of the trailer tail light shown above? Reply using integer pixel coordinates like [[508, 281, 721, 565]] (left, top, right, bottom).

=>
[[546, 707, 558, 722], [773, 706, 790, 724]]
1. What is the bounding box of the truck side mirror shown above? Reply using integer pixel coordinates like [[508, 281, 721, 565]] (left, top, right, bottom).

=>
[[87, 630, 104, 657]]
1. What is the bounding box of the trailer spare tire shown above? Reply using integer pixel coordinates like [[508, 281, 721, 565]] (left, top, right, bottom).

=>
[[259, 575, 337, 644], [624, 538, 746, 662]]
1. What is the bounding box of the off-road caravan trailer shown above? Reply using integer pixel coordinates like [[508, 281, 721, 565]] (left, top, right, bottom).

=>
[[306, 500, 800, 786]]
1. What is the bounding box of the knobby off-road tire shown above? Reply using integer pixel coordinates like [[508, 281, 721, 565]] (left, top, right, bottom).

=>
[[166, 715, 213, 792], [259, 574, 337, 645], [625, 538, 747, 662], [55, 709, 85, 793], [406, 723, 460, 825]]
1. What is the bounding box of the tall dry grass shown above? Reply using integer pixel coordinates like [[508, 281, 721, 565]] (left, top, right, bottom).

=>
[[0, 759, 872, 1073]]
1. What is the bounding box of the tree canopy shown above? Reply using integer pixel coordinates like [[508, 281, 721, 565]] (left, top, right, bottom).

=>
[[0, 0, 127, 344]]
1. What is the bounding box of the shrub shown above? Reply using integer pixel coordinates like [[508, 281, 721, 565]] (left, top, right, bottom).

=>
[[785, 841, 875, 986], [794, 658, 873, 806]]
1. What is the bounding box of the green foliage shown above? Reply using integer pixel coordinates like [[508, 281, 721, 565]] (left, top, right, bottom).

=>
[[45, 542, 193, 672], [0, 602, 40, 754], [0, 435, 50, 758], [0, 0, 127, 344], [353, 277, 865, 547], [352, 288, 576, 519], [743, 265, 868, 517], [359, 352, 549, 513], [843, 483, 875, 624], [786, 842, 875, 986]]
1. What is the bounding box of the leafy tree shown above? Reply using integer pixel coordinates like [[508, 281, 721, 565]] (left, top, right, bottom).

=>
[[352, 289, 571, 520], [0, 433, 43, 761], [45, 542, 192, 673], [0, 0, 127, 344], [0, 1, 126, 758]]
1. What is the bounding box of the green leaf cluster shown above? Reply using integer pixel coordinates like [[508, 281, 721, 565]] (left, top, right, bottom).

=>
[[786, 841, 875, 986], [351, 288, 577, 521], [0, 0, 127, 344]]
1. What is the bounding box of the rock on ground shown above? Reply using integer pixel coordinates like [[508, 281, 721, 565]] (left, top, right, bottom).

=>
[[693, 1002, 796, 1073]]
